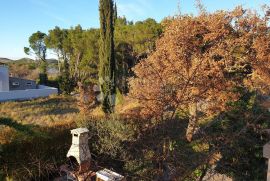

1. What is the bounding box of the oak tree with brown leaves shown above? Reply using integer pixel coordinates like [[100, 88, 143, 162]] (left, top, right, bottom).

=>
[[128, 6, 270, 141]]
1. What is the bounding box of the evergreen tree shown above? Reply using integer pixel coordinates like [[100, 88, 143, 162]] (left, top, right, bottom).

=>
[[99, 0, 116, 114], [24, 31, 48, 85], [59, 58, 73, 94], [114, 2, 117, 24]]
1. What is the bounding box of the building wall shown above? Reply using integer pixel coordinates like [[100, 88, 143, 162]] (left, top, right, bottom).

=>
[[0, 85, 58, 102], [0, 65, 9, 92], [9, 77, 37, 90]]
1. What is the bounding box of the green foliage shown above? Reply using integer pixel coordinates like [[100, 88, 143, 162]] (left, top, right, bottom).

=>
[[116, 88, 124, 105], [99, 0, 116, 113], [59, 61, 74, 94], [24, 31, 48, 77], [114, 17, 162, 93], [40, 14, 161, 96], [77, 116, 136, 157], [27, 62, 37, 70], [45, 26, 68, 53], [69, 27, 100, 85], [76, 116, 205, 180], [204, 91, 270, 181], [45, 26, 100, 93], [115, 17, 162, 55], [113, 2, 117, 25]]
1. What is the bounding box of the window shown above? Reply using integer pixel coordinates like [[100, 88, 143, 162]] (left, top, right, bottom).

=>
[[12, 82, 19, 86], [26, 82, 32, 86]]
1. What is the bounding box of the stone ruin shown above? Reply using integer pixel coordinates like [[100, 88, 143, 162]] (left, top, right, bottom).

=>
[[67, 128, 91, 173], [96, 169, 125, 181], [264, 142, 270, 181], [55, 128, 125, 181]]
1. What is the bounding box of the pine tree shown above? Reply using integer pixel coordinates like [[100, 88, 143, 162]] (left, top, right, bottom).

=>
[[99, 0, 116, 114]]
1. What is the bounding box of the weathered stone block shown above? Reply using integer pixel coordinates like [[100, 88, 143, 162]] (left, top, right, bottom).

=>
[[96, 169, 125, 181], [67, 128, 91, 171], [264, 142, 270, 159]]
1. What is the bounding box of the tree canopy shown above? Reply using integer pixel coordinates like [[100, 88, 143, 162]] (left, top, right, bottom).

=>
[[129, 6, 270, 120], [24, 31, 48, 84]]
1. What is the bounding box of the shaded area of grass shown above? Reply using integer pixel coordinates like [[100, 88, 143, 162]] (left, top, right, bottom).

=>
[[0, 124, 73, 181], [0, 117, 36, 136], [77, 117, 208, 181], [121, 118, 209, 180]]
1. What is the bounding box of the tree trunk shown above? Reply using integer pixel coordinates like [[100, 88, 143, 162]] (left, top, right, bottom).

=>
[[77, 82, 97, 114], [74, 52, 82, 81], [77, 82, 87, 114], [186, 102, 198, 142]]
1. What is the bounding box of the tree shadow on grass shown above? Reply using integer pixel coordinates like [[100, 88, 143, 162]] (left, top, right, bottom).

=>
[[16, 96, 76, 108], [0, 117, 74, 180], [43, 108, 79, 116], [10, 96, 80, 116], [117, 118, 209, 180], [0, 117, 38, 136], [86, 117, 205, 180]]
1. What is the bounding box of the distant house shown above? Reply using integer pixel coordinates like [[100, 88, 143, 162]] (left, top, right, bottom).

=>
[[0, 63, 58, 102], [9, 77, 37, 91]]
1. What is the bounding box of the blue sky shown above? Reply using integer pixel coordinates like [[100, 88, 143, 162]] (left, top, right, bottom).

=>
[[0, 0, 269, 59]]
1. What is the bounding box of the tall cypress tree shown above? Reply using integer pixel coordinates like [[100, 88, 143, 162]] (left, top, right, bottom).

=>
[[113, 2, 117, 24], [99, 0, 116, 114]]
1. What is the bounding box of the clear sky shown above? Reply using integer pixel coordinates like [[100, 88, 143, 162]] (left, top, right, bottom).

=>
[[0, 0, 269, 59]]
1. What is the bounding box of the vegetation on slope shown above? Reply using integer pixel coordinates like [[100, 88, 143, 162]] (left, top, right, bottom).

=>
[[0, 95, 78, 180]]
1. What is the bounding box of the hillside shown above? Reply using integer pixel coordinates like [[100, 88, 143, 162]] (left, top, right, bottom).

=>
[[0, 57, 59, 80], [0, 57, 58, 64], [0, 57, 12, 63]]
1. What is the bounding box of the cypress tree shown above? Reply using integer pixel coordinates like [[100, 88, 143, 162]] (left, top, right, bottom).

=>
[[99, 0, 116, 114], [59, 58, 72, 94], [114, 2, 117, 24]]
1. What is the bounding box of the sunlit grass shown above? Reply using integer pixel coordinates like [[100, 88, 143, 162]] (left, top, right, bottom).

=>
[[0, 95, 78, 144]]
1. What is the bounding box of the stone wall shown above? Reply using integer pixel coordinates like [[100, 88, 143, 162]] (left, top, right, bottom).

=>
[[9, 77, 37, 90], [0, 85, 58, 102]]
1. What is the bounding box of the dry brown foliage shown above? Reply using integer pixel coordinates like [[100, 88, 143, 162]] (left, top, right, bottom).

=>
[[128, 7, 270, 120]]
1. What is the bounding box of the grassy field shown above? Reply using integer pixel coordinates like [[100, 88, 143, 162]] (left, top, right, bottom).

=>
[[0, 95, 79, 180], [0, 95, 79, 144], [0, 95, 77, 124]]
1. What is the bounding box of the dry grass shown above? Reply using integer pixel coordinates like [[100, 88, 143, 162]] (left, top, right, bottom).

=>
[[0, 95, 79, 144], [0, 95, 80, 180], [0, 95, 78, 125]]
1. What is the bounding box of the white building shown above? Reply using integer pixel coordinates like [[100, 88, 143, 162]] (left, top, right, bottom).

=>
[[0, 65, 9, 91], [0, 64, 58, 102]]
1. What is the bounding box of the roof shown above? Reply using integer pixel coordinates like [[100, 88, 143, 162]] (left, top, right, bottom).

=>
[[70, 128, 89, 135], [0, 62, 7, 66], [9, 77, 36, 82], [96, 169, 124, 181]]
